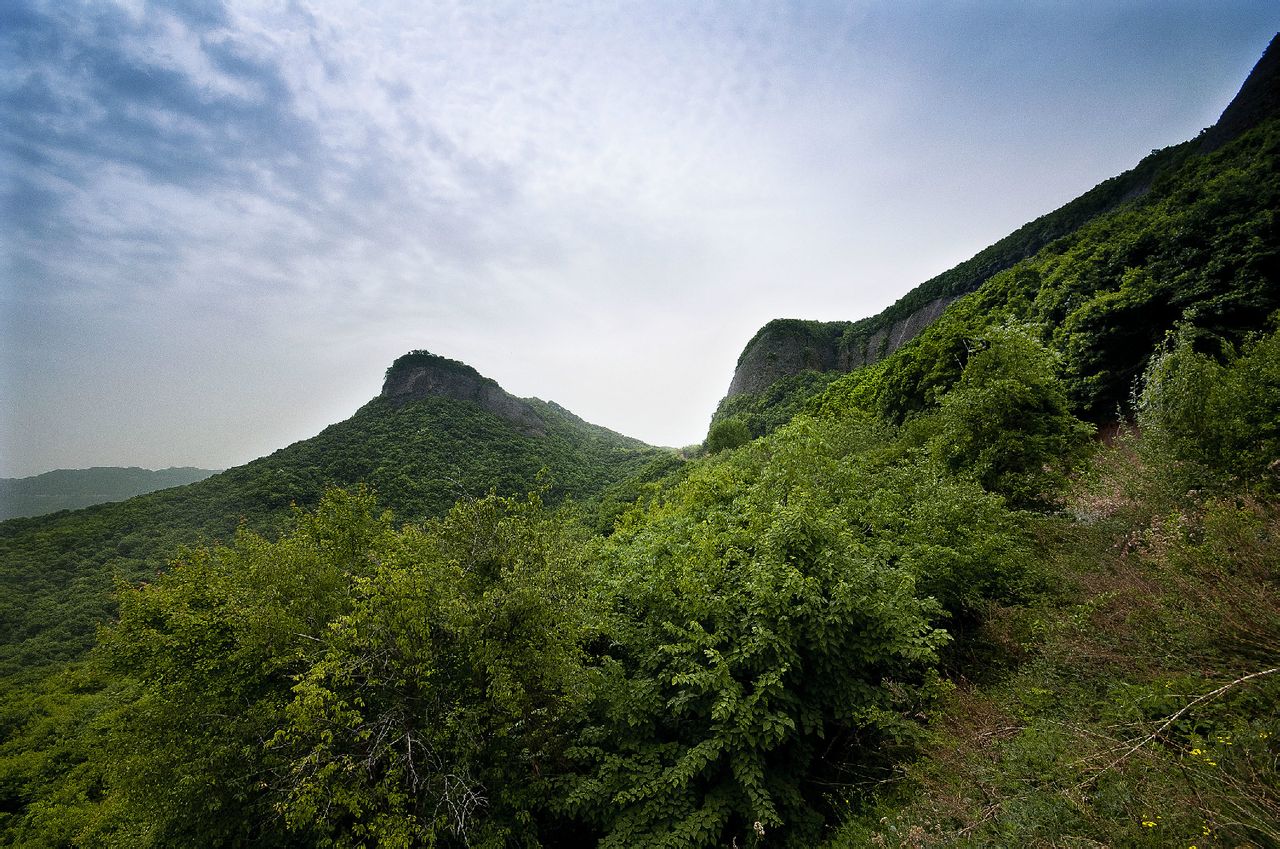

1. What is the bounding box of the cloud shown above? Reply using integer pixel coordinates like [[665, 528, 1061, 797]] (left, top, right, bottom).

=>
[[2, 0, 1278, 475]]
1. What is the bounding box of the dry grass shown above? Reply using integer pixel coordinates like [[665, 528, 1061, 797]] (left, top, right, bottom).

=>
[[830, 440, 1280, 848]]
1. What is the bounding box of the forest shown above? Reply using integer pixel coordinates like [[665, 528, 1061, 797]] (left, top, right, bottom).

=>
[[2, 61, 1280, 849]]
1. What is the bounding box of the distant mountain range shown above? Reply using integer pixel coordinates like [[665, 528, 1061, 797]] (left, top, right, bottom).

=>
[[0, 466, 220, 520]]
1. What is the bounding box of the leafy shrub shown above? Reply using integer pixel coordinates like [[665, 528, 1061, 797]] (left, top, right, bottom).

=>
[[926, 323, 1094, 508], [705, 416, 751, 454], [1138, 319, 1280, 489]]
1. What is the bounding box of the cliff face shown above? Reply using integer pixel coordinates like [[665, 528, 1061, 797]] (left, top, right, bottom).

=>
[[725, 320, 844, 397], [380, 351, 546, 437], [838, 295, 958, 370], [721, 296, 961, 405], [717, 33, 1280, 414]]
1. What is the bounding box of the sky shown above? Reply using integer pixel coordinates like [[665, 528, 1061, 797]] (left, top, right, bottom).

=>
[[2, 1, 1277, 477]]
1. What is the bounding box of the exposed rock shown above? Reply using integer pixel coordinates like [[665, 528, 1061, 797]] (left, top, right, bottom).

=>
[[381, 351, 546, 437], [839, 296, 958, 370], [718, 32, 1280, 413], [721, 297, 958, 402], [725, 320, 844, 398]]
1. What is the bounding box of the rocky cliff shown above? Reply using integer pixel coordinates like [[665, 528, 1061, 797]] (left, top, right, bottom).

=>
[[381, 351, 546, 437], [725, 320, 845, 397], [716, 32, 1280, 416]]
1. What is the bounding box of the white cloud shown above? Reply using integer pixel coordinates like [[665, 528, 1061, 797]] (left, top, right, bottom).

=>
[[3, 0, 1278, 474]]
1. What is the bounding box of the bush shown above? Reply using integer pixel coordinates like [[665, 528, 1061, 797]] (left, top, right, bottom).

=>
[[1138, 319, 1280, 489], [927, 323, 1093, 508], [706, 416, 751, 454]]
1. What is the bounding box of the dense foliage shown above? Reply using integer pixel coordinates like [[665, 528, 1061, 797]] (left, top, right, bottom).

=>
[[0, 394, 663, 678], [825, 324, 1280, 849], [1, 332, 1051, 845], [2, 73, 1278, 849], [711, 369, 842, 441]]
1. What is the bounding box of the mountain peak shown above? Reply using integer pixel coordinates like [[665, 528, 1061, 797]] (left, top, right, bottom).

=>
[[1200, 32, 1280, 152], [380, 350, 545, 436]]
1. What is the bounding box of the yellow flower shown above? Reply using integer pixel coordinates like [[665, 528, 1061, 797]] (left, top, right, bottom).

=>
[[1142, 820, 1157, 828], [1190, 748, 1203, 755]]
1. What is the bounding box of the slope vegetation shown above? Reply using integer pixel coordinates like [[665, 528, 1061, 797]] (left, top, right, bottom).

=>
[[715, 32, 1280, 438], [0, 358, 664, 677]]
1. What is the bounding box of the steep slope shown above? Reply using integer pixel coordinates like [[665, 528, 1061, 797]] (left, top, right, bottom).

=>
[[0, 351, 665, 676], [0, 467, 220, 520], [5, 41, 1279, 849], [716, 33, 1280, 435]]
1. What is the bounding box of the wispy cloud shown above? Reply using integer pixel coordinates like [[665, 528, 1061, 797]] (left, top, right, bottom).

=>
[[2, 0, 1277, 475]]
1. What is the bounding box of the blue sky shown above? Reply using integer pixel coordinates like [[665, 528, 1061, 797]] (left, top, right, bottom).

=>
[[2, 1, 1277, 476]]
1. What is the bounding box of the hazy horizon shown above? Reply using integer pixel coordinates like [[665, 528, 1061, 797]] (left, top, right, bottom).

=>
[[3, 1, 1278, 477]]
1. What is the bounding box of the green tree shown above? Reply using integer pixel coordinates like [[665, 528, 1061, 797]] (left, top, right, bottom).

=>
[[1139, 320, 1280, 488], [272, 491, 598, 847], [562, 405, 1028, 846], [928, 323, 1094, 508], [706, 417, 751, 454], [88, 488, 393, 847]]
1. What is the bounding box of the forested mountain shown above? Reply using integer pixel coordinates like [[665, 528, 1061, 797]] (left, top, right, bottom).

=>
[[0, 351, 667, 677], [0, 467, 220, 521], [714, 33, 1280, 443], [1, 36, 1278, 849]]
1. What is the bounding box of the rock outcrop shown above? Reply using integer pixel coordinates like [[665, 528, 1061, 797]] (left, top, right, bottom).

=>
[[717, 32, 1280, 412], [722, 296, 960, 404], [381, 351, 546, 437], [725, 320, 845, 398], [838, 295, 958, 370]]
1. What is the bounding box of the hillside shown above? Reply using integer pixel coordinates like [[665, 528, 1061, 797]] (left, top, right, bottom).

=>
[[1, 36, 1278, 849], [714, 33, 1280, 439], [0, 352, 666, 677], [0, 467, 220, 521]]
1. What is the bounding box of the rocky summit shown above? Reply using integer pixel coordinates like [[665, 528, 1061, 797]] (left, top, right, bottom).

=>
[[380, 350, 546, 436]]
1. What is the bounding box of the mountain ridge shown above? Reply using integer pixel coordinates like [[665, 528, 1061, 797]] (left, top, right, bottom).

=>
[[0, 466, 221, 521], [0, 354, 666, 674], [379, 349, 548, 436], [715, 31, 1280, 427]]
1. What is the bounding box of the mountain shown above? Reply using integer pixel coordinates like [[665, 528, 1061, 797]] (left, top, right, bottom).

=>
[[0, 467, 220, 521], [714, 32, 1280, 439], [0, 351, 666, 676], [2, 36, 1278, 849]]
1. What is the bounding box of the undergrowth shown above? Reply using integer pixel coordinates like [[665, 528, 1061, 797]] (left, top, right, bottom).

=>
[[824, 435, 1280, 848]]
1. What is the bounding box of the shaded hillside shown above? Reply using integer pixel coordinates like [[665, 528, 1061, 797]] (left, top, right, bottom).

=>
[[715, 32, 1280, 434], [0, 467, 219, 521], [865, 115, 1279, 425], [3, 37, 1278, 849], [0, 354, 665, 677]]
